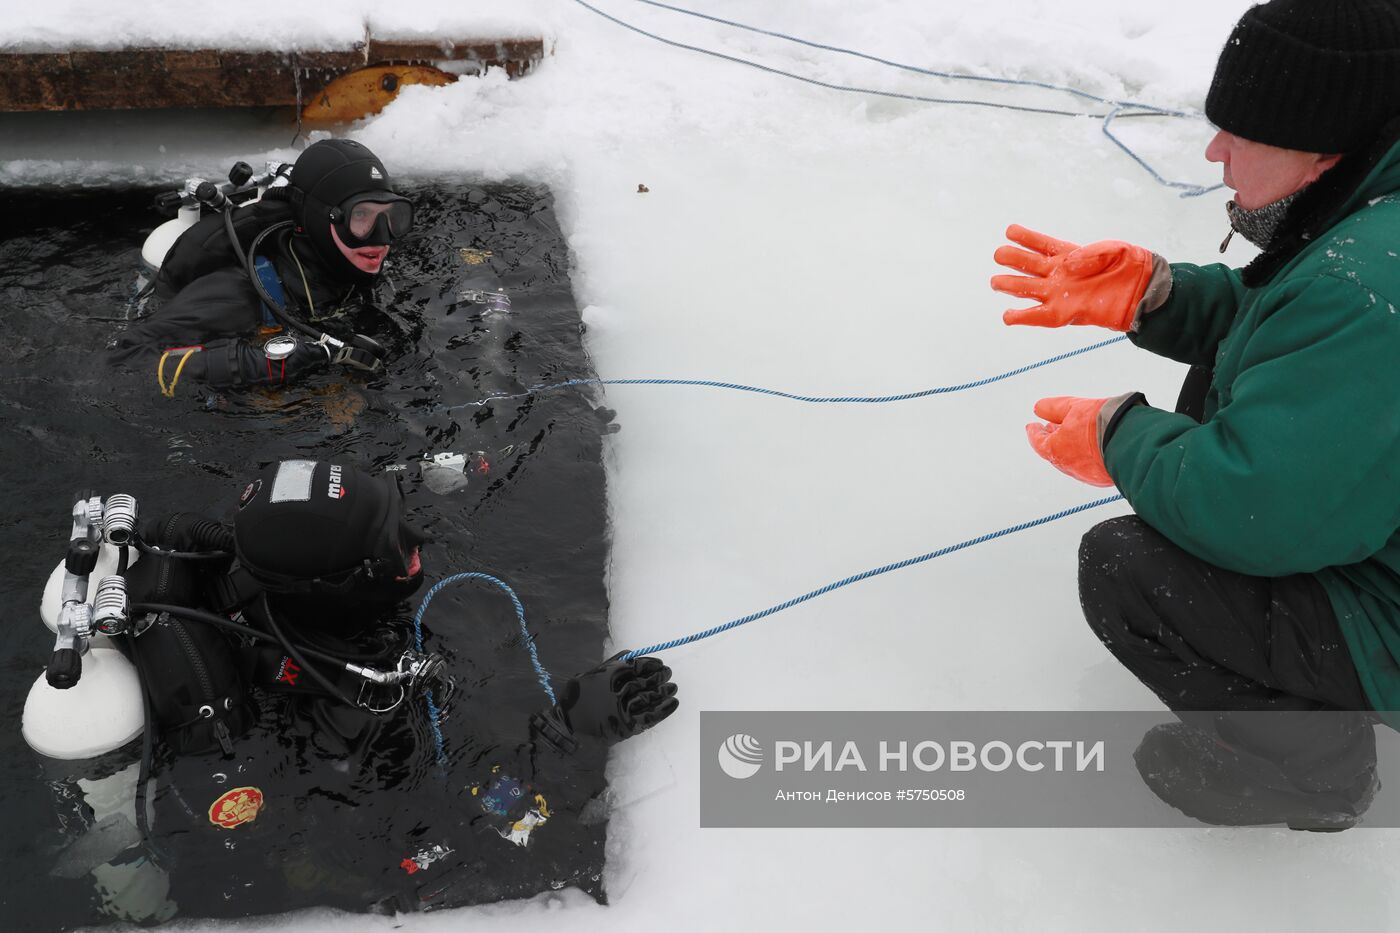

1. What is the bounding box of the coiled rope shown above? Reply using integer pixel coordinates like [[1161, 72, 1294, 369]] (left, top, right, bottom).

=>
[[416, 571, 558, 702]]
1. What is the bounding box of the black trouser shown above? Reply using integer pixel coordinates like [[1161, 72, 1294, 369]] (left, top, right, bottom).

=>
[[1078, 514, 1376, 798], [1174, 363, 1214, 423]]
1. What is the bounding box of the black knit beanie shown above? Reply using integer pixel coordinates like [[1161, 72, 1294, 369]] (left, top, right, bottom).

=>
[[1206, 0, 1400, 153]]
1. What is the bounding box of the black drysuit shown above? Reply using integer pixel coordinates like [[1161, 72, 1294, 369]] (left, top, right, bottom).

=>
[[118, 514, 601, 915], [110, 227, 372, 390]]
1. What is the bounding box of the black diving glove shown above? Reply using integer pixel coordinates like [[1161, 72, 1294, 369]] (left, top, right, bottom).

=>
[[531, 653, 679, 752], [197, 336, 333, 388]]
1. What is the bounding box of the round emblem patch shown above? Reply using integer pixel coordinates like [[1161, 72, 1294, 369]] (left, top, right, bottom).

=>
[[208, 786, 265, 829], [238, 479, 262, 510]]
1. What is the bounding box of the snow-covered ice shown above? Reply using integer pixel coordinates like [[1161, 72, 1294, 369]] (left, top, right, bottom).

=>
[[8, 2, 1399, 932]]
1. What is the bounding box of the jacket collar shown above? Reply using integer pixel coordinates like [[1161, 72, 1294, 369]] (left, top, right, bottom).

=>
[[1242, 117, 1400, 288]]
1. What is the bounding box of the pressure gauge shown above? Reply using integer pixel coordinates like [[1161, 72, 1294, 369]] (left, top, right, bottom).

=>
[[263, 335, 299, 361]]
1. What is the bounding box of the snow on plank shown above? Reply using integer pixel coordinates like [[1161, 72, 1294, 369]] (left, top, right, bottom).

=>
[[0, 38, 545, 114]]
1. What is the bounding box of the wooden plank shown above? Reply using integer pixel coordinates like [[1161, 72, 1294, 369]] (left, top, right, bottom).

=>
[[0, 38, 543, 112], [214, 51, 361, 107], [367, 37, 545, 77], [3, 52, 76, 110]]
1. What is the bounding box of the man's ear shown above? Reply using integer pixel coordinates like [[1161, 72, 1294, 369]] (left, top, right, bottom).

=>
[[1306, 152, 1345, 185]]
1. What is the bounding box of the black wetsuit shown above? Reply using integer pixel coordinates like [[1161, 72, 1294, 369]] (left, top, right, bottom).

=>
[[119, 516, 596, 915], [109, 227, 377, 390]]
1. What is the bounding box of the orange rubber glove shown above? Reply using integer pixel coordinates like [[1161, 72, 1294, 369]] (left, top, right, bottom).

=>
[[1025, 394, 1141, 487], [991, 225, 1157, 331]]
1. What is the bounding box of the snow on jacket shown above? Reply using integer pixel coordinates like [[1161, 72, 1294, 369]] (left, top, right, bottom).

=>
[[1106, 122, 1400, 724]]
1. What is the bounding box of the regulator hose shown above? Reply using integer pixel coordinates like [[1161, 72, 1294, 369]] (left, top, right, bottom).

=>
[[243, 222, 325, 344], [132, 601, 365, 711], [184, 517, 234, 552], [132, 516, 233, 561], [258, 593, 357, 709], [123, 633, 168, 865], [241, 222, 388, 364]]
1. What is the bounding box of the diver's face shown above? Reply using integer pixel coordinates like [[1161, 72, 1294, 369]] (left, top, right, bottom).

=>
[[331, 224, 390, 274], [394, 515, 427, 583], [397, 540, 422, 581]]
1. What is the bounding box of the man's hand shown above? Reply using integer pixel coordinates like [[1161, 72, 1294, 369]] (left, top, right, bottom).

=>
[[992, 225, 1159, 331], [1026, 394, 1143, 487]]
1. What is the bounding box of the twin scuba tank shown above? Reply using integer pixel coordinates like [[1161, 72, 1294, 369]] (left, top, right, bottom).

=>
[[139, 160, 293, 289], [23, 496, 146, 764], [22, 494, 250, 765], [21, 496, 192, 924]]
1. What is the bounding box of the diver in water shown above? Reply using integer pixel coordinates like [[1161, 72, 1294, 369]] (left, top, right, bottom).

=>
[[110, 139, 413, 392], [44, 459, 676, 917]]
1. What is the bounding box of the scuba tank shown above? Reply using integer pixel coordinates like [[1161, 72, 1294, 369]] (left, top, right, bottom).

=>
[[24, 495, 145, 762], [142, 160, 293, 284], [22, 496, 176, 925], [131, 161, 294, 325]]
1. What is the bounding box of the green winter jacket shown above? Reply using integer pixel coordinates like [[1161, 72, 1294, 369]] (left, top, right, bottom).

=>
[[1107, 135, 1400, 724]]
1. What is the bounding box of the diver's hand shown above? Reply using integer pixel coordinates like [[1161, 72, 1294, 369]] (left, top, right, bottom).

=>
[[192, 337, 331, 388], [535, 654, 679, 749]]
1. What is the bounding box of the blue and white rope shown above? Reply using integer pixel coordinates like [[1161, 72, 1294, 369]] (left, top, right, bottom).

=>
[[415, 571, 558, 703], [450, 335, 1129, 410], [409, 494, 1126, 701], [569, 0, 1223, 197], [619, 494, 1125, 660]]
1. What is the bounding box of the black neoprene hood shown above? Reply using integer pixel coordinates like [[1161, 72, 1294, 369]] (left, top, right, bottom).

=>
[[288, 138, 408, 283], [234, 460, 417, 596]]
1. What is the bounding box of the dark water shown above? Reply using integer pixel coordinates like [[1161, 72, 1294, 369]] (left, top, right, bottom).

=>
[[0, 183, 613, 928]]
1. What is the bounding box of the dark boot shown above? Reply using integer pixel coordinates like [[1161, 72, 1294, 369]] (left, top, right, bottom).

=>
[[1133, 723, 1378, 831]]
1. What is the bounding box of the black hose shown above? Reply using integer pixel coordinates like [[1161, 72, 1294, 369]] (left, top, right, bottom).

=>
[[222, 202, 245, 267], [184, 517, 234, 552], [258, 594, 357, 709], [243, 222, 325, 343], [130, 602, 352, 671], [132, 539, 231, 561], [132, 601, 370, 712], [244, 223, 387, 362], [132, 514, 234, 560], [124, 634, 168, 866]]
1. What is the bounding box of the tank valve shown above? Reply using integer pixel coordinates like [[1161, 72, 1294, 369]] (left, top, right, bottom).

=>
[[92, 575, 130, 636], [102, 494, 138, 546]]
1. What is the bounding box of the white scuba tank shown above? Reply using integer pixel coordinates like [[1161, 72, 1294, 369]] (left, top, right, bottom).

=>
[[140, 202, 201, 273], [22, 542, 145, 761], [139, 161, 291, 275]]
